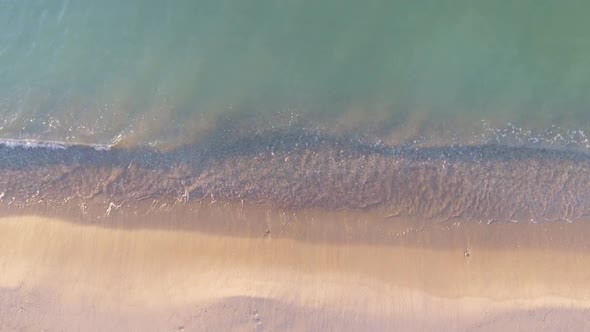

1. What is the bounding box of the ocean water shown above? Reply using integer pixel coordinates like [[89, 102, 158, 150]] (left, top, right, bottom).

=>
[[0, 1, 589, 223], [1, 0, 589, 148]]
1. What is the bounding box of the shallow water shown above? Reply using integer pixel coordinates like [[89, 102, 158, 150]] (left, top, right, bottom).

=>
[[0, 134, 589, 223], [1, 1, 589, 148]]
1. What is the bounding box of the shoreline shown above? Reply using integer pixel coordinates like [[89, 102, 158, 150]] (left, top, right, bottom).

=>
[[3, 202, 590, 251], [0, 131, 589, 223]]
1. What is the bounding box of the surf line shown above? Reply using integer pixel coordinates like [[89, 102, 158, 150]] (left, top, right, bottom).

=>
[[0, 132, 588, 223]]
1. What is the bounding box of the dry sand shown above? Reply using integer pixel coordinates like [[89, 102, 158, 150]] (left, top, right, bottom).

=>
[[1, 215, 590, 331]]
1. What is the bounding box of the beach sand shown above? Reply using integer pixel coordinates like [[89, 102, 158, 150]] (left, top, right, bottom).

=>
[[1, 213, 590, 331]]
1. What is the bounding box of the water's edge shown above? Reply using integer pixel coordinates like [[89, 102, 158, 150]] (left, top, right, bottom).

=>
[[0, 130, 588, 223]]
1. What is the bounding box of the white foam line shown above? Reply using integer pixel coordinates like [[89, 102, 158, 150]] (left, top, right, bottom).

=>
[[0, 139, 112, 151]]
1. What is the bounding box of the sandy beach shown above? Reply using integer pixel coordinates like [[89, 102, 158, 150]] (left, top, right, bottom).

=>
[[1, 214, 590, 331]]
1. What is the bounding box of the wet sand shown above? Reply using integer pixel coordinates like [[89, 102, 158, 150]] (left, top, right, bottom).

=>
[[1, 215, 590, 331]]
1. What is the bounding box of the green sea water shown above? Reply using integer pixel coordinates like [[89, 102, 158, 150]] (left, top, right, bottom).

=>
[[1, 0, 589, 147]]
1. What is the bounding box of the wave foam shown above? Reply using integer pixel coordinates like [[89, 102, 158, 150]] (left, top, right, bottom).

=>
[[0, 139, 112, 151]]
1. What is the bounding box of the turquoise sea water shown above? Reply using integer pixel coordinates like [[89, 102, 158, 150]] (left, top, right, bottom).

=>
[[1, 1, 589, 148]]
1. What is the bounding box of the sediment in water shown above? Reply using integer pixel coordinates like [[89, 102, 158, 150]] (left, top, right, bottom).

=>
[[0, 130, 588, 223]]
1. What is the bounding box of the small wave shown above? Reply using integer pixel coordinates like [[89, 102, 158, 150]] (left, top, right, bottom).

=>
[[0, 139, 112, 151]]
